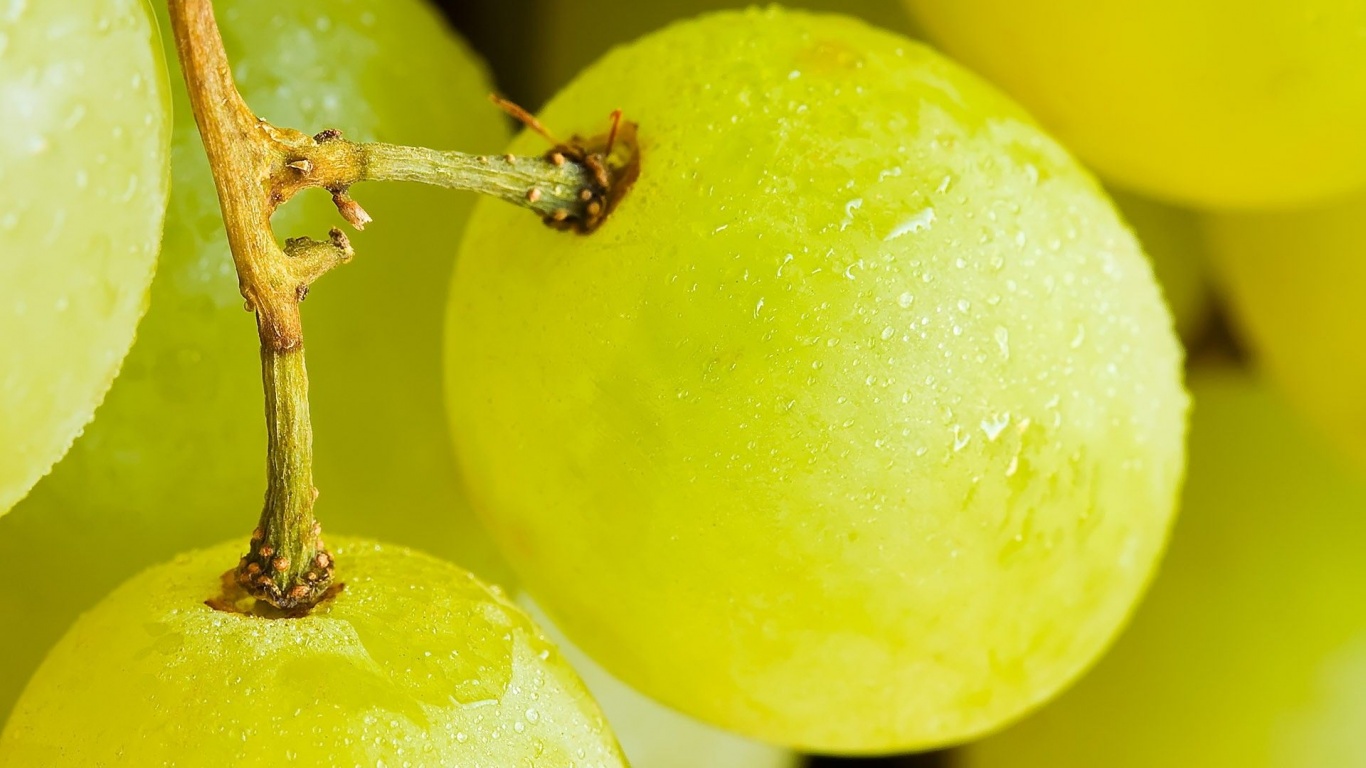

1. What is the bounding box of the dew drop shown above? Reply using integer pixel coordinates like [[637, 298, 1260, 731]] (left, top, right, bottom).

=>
[[952, 426, 971, 452], [884, 207, 936, 241], [1070, 324, 1087, 349], [981, 412, 1011, 441], [994, 326, 1010, 359]]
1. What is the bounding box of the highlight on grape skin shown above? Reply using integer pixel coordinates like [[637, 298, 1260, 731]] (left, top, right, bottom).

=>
[[2, 0, 1357, 766]]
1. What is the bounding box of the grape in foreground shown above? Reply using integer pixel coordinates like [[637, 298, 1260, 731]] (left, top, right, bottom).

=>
[[906, 0, 1366, 208], [0, 0, 507, 722], [446, 8, 1187, 753], [964, 370, 1366, 767], [1206, 188, 1366, 469], [0, 539, 627, 767], [0, 0, 170, 515]]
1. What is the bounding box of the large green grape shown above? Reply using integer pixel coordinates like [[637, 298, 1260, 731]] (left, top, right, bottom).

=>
[[445, 8, 1187, 753], [0, 0, 169, 515], [1206, 189, 1366, 469], [962, 370, 1366, 767], [905, 0, 1366, 209], [0, 0, 507, 723], [0, 538, 626, 766]]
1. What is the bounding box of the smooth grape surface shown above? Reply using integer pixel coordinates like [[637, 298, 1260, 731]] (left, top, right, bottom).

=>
[[519, 597, 800, 768], [1206, 189, 1366, 469], [962, 370, 1366, 767], [446, 8, 1187, 753], [0, 0, 169, 515], [906, 0, 1366, 209], [0, 538, 626, 766], [0, 0, 507, 723]]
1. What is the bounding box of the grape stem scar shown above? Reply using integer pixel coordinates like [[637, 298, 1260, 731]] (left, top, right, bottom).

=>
[[165, 0, 638, 611]]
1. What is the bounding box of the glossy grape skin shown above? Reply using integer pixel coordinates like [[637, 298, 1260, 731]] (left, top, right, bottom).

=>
[[0, 538, 626, 767], [0, 0, 169, 515], [1206, 189, 1366, 469], [445, 8, 1187, 753], [963, 371, 1366, 768], [905, 0, 1366, 209], [519, 597, 799, 768], [0, 0, 507, 723]]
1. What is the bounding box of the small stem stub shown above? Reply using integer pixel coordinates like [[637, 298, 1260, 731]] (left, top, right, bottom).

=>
[[233, 347, 335, 610], [489, 95, 641, 233], [235, 527, 336, 611], [540, 118, 640, 234]]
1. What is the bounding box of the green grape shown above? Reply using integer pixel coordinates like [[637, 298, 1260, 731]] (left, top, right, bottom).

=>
[[1109, 188, 1209, 343], [0, 0, 170, 515], [519, 596, 800, 768], [905, 0, 1366, 209], [0, 538, 626, 766], [526, 0, 920, 107], [1206, 189, 1366, 469], [0, 0, 507, 723], [445, 8, 1187, 753], [962, 370, 1366, 768]]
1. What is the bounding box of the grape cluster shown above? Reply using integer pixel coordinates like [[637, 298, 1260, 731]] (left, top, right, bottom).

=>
[[2, 1, 1362, 766]]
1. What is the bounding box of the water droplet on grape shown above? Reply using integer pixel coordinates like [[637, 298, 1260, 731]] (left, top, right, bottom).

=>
[[953, 425, 971, 452], [884, 207, 936, 241], [1071, 324, 1087, 348], [994, 326, 1010, 358], [840, 197, 863, 231], [981, 412, 1011, 441]]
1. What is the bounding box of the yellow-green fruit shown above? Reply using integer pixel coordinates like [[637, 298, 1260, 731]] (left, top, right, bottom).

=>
[[963, 370, 1366, 767], [0, 0, 169, 514], [1110, 189, 1209, 343], [0, 0, 507, 724], [1206, 189, 1366, 468], [906, 0, 1366, 209], [0, 539, 627, 766], [528, 0, 919, 107], [445, 8, 1187, 753]]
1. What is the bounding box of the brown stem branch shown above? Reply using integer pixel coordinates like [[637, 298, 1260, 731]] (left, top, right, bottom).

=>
[[167, 0, 638, 611]]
